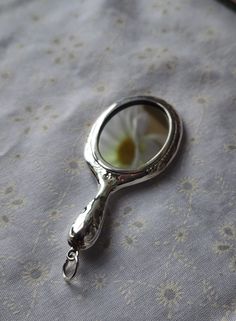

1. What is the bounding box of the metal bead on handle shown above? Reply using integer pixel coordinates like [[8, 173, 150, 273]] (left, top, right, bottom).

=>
[[62, 248, 79, 281]]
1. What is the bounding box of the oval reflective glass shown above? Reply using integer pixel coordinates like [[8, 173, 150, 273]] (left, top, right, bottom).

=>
[[98, 105, 169, 170]]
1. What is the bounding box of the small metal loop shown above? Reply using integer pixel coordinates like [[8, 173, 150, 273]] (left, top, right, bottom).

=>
[[67, 249, 78, 261], [63, 248, 79, 281]]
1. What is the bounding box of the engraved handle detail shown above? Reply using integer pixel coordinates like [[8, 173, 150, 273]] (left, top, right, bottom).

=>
[[63, 180, 114, 281], [68, 180, 114, 251]]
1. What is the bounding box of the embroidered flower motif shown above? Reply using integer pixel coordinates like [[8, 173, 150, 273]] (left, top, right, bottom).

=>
[[48, 209, 62, 221], [118, 280, 135, 305], [157, 281, 183, 309], [129, 219, 145, 232], [92, 273, 107, 289], [225, 143, 236, 152], [219, 223, 236, 240], [121, 234, 137, 250], [7, 197, 25, 209], [202, 279, 218, 304], [123, 206, 132, 216], [22, 262, 49, 286], [174, 227, 188, 243], [98, 106, 167, 169], [212, 242, 232, 255], [178, 177, 198, 196], [64, 158, 83, 175], [47, 230, 59, 247], [0, 214, 12, 228], [0, 184, 16, 198], [2, 297, 21, 315]]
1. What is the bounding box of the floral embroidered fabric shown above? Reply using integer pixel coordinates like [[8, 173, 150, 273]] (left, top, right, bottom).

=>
[[0, 0, 235, 320]]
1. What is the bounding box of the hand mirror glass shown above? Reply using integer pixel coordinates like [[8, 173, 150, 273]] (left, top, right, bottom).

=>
[[63, 96, 183, 280]]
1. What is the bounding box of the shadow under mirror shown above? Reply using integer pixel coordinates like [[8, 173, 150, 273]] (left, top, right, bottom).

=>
[[214, 0, 236, 11]]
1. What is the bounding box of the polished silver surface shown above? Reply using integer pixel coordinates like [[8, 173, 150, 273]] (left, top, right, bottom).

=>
[[63, 96, 183, 280]]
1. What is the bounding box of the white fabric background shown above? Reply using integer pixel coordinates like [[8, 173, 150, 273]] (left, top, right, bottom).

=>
[[0, 0, 236, 320]]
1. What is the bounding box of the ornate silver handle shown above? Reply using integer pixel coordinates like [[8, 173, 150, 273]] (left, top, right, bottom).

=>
[[63, 178, 115, 280]]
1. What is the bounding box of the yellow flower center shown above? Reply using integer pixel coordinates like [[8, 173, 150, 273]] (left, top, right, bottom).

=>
[[117, 136, 135, 165]]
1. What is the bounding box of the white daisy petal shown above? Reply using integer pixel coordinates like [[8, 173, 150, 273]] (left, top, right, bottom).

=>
[[98, 105, 167, 169]]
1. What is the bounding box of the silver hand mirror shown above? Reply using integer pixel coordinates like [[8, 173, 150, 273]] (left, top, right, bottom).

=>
[[63, 95, 183, 280]]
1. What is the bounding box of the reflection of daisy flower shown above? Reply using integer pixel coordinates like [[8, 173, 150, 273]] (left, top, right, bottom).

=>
[[178, 177, 198, 196], [219, 223, 236, 240], [121, 234, 137, 249], [174, 227, 188, 243], [92, 273, 106, 289], [212, 242, 232, 255], [64, 158, 83, 175], [229, 256, 236, 272], [99, 106, 167, 169], [157, 281, 183, 308], [22, 262, 49, 286]]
